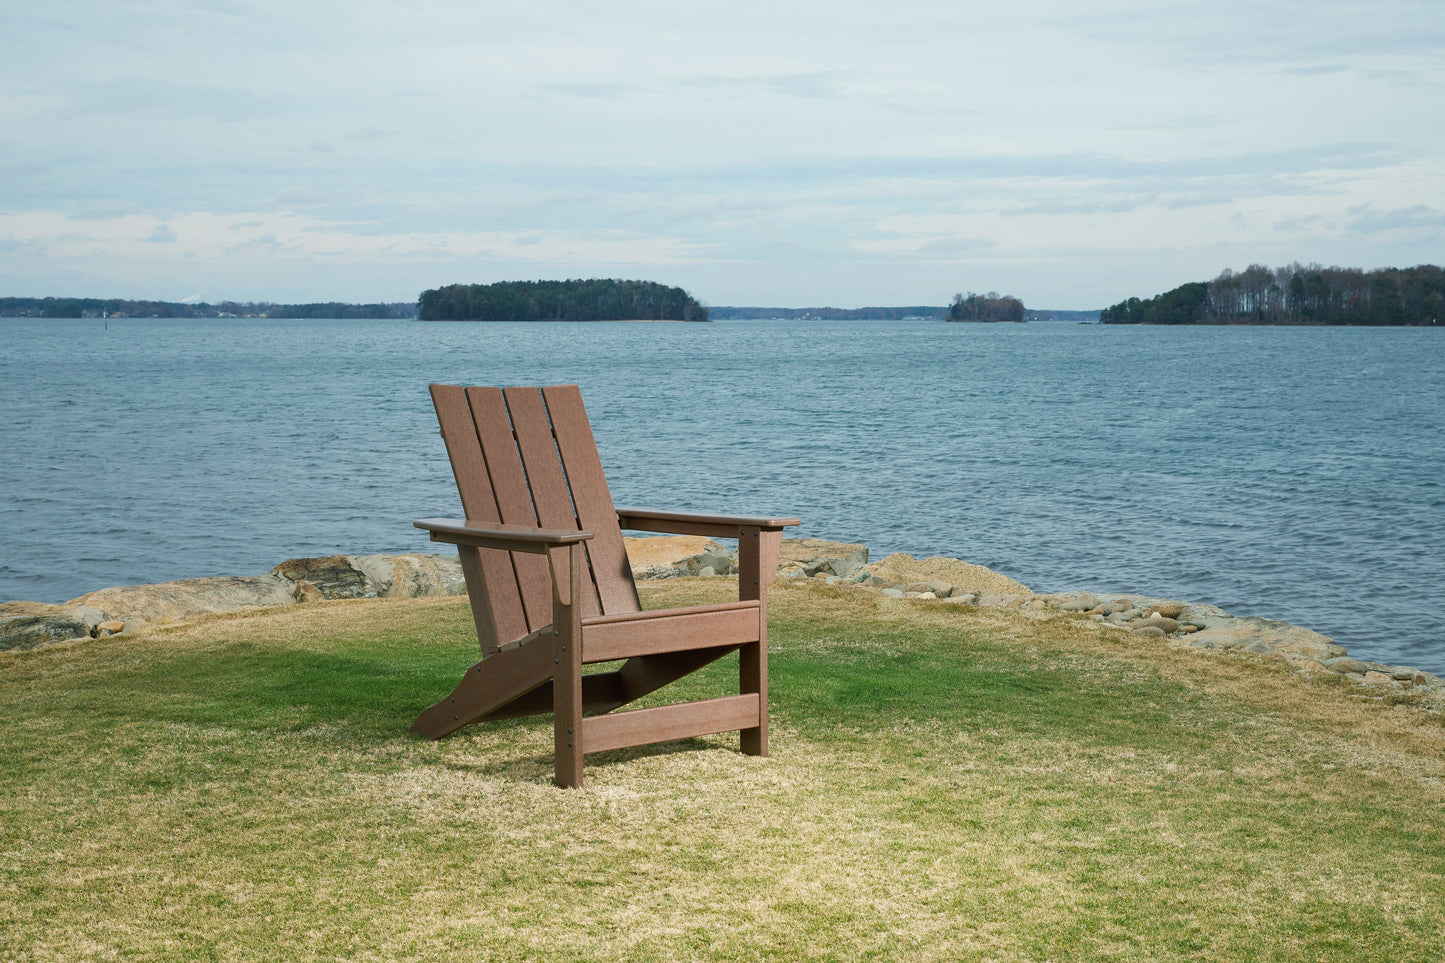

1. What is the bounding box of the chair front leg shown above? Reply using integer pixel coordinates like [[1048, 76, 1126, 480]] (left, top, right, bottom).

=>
[[548, 541, 586, 788], [736, 527, 780, 756]]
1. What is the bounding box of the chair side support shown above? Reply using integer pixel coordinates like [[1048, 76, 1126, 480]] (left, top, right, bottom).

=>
[[618, 509, 797, 760]]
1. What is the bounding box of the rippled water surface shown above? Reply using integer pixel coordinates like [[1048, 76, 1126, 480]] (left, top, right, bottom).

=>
[[3, 317, 1442, 672]]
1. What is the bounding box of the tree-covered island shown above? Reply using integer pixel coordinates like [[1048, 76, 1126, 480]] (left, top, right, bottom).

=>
[[946, 291, 1026, 322], [418, 279, 708, 322], [1101, 263, 1444, 325]]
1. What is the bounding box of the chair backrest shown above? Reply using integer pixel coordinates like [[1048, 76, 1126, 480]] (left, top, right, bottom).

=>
[[430, 384, 641, 650]]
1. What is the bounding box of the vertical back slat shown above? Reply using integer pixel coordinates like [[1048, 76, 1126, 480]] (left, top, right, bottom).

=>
[[542, 385, 640, 615], [429, 384, 527, 649], [464, 387, 555, 633], [504, 387, 602, 618]]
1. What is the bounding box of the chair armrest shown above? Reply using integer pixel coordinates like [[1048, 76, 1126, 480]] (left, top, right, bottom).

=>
[[415, 517, 594, 555], [615, 507, 801, 539]]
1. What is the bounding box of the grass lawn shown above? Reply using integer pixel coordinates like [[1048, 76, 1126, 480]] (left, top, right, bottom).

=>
[[2, 578, 1443, 961]]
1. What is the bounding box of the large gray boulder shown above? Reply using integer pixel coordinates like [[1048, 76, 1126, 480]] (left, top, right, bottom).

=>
[[626, 536, 868, 581], [1186, 616, 1347, 661], [271, 555, 376, 598], [350, 553, 466, 598], [0, 601, 98, 651], [777, 539, 869, 579], [624, 536, 719, 579], [272, 553, 466, 600], [67, 575, 300, 630]]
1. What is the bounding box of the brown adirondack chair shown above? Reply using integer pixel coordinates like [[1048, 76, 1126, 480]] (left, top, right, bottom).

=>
[[413, 384, 799, 787]]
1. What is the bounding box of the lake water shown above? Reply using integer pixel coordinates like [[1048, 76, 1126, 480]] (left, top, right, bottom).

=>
[[2, 317, 1442, 673]]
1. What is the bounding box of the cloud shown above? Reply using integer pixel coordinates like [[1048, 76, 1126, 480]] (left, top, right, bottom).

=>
[[1279, 64, 1352, 76], [0, 159, 52, 178], [0, 236, 44, 254], [616, 143, 1403, 190], [1062, 0, 1445, 67], [538, 83, 646, 101], [0, 210, 708, 271], [1002, 196, 1155, 216], [340, 127, 394, 145], [1346, 204, 1445, 238], [223, 233, 294, 256], [678, 71, 852, 99], [1272, 213, 1332, 233], [914, 236, 999, 257], [59, 78, 281, 123], [1, 0, 1442, 305]]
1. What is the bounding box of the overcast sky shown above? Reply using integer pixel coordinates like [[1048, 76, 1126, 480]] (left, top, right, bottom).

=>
[[2, 1, 1442, 309]]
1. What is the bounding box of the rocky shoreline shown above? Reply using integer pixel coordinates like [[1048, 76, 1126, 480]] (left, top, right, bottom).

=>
[[3, 537, 1439, 708], [626, 537, 1443, 704], [0, 553, 466, 651]]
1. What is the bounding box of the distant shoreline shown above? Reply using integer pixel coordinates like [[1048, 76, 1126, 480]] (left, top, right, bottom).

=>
[[416, 317, 708, 323], [0, 297, 417, 320]]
